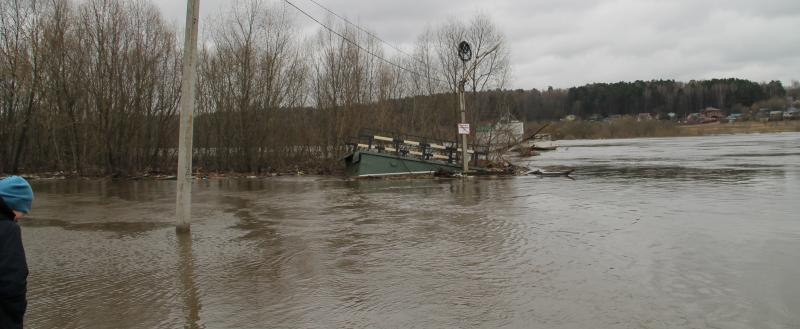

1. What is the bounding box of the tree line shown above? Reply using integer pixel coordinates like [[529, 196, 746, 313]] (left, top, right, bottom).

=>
[[361, 78, 797, 135], [1, 0, 509, 175], [496, 78, 795, 122]]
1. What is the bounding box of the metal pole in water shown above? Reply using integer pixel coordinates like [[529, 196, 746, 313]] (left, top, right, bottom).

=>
[[459, 82, 469, 173], [176, 0, 200, 233], [457, 41, 473, 174]]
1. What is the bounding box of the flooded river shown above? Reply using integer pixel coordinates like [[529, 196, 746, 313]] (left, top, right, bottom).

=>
[[22, 133, 800, 328]]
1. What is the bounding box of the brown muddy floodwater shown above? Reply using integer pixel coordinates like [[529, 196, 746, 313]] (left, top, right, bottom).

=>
[[22, 133, 800, 328]]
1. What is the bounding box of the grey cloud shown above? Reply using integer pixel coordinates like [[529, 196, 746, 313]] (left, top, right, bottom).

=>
[[154, 0, 800, 89]]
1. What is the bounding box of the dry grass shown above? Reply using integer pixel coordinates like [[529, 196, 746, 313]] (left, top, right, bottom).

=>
[[539, 119, 800, 140], [677, 121, 800, 136]]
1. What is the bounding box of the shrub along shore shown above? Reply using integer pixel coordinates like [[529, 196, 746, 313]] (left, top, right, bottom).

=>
[[13, 120, 797, 180]]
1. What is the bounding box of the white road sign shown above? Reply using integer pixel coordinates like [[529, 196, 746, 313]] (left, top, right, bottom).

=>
[[458, 123, 470, 135]]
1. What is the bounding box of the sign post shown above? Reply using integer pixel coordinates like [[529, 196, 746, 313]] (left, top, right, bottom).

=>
[[458, 85, 469, 173]]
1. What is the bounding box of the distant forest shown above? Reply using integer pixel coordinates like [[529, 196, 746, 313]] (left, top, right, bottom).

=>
[[457, 78, 798, 122]]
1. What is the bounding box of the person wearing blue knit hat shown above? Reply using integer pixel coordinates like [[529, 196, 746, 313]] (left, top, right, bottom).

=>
[[0, 176, 34, 216], [0, 176, 33, 329]]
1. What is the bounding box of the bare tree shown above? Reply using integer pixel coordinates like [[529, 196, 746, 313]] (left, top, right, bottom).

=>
[[196, 0, 306, 172], [408, 13, 511, 140], [0, 0, 45, 173]]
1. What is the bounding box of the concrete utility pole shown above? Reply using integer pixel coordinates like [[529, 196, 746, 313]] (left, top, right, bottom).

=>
[[176, 0, 200, 233]]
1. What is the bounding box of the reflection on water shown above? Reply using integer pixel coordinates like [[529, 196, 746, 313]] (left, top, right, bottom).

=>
[[177, 232, 202, 329], [21, 133, 800, 328]]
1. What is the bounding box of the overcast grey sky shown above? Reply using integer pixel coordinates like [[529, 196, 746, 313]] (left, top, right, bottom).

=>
[[153, 0, 800, 90]]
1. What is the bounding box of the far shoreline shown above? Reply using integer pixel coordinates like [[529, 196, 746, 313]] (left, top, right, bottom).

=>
[[6, 124, 798, 181], [544, 119, 800, 140]]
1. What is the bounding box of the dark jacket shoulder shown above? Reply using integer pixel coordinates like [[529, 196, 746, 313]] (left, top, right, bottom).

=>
[[0, 194, 27, 292], [0, 197, 28, 328]]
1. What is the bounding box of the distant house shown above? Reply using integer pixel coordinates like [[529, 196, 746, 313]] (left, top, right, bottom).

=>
[[588, 114, 603, 122], [757, 108, 772, 121], [563, 114, 578, 122], [475, 114, 525, 148], [784, 107, 800, 120], [637, 113, 654, 121], [725, 113, 743, 123], [700, 107, 725, 121]]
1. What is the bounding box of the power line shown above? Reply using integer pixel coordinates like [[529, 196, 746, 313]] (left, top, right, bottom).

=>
[[302, 0, 426, 68], [282, 0, 448, 84]]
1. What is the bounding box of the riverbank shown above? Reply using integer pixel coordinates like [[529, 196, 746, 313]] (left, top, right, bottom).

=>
[[545, 119, 800, 140], [12, 168, 327, 181], [7, 124, 799, 180], [676, 121, 800, 136]]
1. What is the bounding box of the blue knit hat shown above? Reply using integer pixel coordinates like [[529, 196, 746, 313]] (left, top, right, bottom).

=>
[[0, 176, 34, 214]]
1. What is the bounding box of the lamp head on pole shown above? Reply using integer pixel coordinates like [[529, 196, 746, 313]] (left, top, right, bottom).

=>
[[458, 41, 472, 62]]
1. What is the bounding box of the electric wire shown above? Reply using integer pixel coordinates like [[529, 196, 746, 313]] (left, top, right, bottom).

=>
[[302, 0, 430, 69], [282, 0, 449, 84]]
